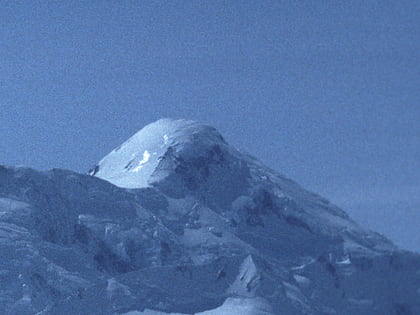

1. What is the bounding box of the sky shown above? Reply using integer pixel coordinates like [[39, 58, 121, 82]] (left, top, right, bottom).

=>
[[0, 1, 419, 252]]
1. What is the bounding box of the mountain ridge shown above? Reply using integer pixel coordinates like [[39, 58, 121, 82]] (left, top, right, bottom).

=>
[[0, 119, 418, 314]]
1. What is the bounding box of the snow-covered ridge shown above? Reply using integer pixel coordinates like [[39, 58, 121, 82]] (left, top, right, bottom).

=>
[[91, 119, 390, 246], [0, 120, 419, 314]]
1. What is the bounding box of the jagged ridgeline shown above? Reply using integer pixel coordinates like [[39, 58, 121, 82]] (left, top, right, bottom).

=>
[[0, 119, 419, 314]]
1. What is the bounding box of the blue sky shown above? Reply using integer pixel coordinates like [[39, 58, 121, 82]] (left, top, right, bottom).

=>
[[0, 1, 419, 251]]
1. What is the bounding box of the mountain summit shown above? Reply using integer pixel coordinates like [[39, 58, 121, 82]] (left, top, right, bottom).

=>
[[0, 119, 419, 314], [90, 119, 227, 189]]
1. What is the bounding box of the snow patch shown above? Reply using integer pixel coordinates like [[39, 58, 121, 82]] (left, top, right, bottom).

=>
[[132, 150, 151, 172]]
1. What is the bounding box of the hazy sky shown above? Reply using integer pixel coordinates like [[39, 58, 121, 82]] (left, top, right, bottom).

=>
[[1, 1, 419, 251]]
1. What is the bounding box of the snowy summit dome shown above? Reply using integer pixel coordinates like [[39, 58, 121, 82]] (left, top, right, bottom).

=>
[[91, 119, 227, 189]]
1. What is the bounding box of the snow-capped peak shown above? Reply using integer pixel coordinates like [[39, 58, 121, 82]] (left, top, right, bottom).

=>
[[1, 119, 419, 314], [90, 119, 227, 189]]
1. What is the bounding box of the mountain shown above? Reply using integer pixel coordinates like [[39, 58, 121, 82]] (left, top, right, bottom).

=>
[[0, 118, 419, 314]]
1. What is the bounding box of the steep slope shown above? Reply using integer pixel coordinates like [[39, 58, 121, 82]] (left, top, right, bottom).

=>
[[0, 119, 419, 314], [92, 119, 395, 257]]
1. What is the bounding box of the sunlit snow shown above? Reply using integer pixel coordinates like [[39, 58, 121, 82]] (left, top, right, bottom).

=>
[[131, 150, 151, 172], [163, 134, 169, 145]]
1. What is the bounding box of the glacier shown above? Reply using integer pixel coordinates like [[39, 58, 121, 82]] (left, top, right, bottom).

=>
[[0, 118, 419, 314]]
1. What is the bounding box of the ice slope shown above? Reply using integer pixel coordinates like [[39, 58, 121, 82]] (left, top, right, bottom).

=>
[[91, 119, 227, 190], [0, 119, 419, 314]]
